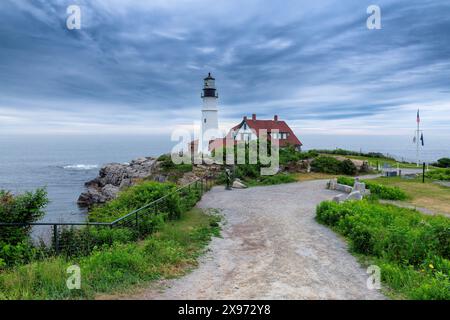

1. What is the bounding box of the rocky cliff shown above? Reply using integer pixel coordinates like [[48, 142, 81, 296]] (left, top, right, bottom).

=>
[[77, 156, 222, 208]]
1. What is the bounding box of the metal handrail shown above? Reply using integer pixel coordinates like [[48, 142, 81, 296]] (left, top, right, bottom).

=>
[[110, 179, 201, 225], [0, 178, 209, 229]]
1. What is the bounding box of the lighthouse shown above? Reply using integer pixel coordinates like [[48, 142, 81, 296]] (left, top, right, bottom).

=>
[[200, 73, 219, 154]]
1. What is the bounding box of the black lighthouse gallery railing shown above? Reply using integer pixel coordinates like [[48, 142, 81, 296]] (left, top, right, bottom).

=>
[[0, 178, 213, 256]]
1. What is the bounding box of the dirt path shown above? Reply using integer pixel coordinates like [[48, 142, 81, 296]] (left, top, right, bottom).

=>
[[124, 180, 385, 300]]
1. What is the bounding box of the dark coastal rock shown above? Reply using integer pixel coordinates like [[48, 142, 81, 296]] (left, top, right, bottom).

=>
[[77, 155, 224, 208], [78, 157, 158, 207]]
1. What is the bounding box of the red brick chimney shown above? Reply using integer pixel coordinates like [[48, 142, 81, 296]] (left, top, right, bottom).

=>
[[274, 115, 278, 122], [252, 114, 256, 121]]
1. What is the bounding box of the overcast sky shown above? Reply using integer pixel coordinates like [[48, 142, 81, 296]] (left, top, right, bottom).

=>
[[0, 0, 449, 138]]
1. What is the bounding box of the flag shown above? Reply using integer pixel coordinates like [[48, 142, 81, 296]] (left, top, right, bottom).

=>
[[417, 109, 420, 123], [420, 133, 424, 146]]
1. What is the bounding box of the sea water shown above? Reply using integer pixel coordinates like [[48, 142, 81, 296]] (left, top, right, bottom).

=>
[[0, 134, 448, 224]]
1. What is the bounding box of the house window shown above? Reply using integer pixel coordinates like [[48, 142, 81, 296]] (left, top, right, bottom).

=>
[[204, 118, 206, 123], [244, 123, 247, 130]]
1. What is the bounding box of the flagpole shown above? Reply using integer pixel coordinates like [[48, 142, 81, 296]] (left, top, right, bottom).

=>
[[416, 110, 420, 167]]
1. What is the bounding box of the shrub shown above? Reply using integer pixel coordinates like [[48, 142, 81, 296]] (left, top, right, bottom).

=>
[[311, 156, 342, 174], [425, 168, 450, 181], [336, 177, 407, 200], [0, 188, 49, 244], [340, 159, 358, 175], [89, 181, 182, 222], [432, 158, 450, 168], [0, 241, 44, 268], [316, 200, 450, 299], [279, 146, 318, 165], [253, 174, 297, 186]]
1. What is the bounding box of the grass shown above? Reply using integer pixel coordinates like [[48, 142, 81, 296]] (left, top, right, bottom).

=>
[[244, 173, 297, 187], [370, 176, 450, 215], [0, 208, 221, 300], [293, 172, 340, 182], [323, 153, 428, 169], [316, 200, 450, 300]]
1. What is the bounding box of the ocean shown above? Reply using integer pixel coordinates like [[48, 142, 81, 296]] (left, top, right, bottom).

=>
[[0, 134, 448, 224]]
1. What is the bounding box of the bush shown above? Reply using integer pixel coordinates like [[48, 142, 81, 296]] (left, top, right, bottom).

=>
[[336, 177, 407, 200], [253, 174, 297, 186], [0, 241, 45, 268], [311, 149, 395, 160], [432, 158, 450, 168], [0, 189, 49, 244], [340, 159, 358, 175], [426, 168, 450, 181], [311, 156, 343, 174], [279, 146, 318, 165], [89, 181, 182, 222], [316, 200, 450, 299]]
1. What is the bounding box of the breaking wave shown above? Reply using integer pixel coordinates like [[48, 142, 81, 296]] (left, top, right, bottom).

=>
[[62, 164, 99, 170]]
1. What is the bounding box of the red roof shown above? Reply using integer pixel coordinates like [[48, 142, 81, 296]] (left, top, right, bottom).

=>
[[229, 115, 302, 148], [190, 115, 302, 153]]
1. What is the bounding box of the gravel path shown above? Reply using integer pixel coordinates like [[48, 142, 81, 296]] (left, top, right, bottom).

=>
[[125, 180, 385, 300]]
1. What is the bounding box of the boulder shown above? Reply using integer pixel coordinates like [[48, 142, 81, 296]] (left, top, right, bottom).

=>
[[101, 184, 120, 201], [336, 184, 353, 193], [78, 157, 158, 207], [232, 179, 248, 189], [332, 194, 347, 203], [353, 181, 366, 192], [327, 178, 338, 190], [346, 190, 363, 201]]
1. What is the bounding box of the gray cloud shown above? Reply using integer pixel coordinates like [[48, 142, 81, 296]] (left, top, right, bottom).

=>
[[0, 0, 449, 136]]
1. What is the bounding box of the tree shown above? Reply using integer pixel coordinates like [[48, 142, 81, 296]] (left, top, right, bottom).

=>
[[435, 158, 450, 168]]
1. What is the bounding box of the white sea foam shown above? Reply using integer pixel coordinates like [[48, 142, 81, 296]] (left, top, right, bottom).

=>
[[62, 164, 99, 170]]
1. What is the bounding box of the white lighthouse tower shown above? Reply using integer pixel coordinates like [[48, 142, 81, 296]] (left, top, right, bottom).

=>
[[199, 73, 219, 154]]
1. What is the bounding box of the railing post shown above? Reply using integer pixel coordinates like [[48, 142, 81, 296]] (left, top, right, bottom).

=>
[[135, 211, 139, 236], [53, 224, 59, 255]]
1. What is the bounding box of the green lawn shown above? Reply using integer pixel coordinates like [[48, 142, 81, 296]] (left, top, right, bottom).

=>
[[370, 176, 450, 215]]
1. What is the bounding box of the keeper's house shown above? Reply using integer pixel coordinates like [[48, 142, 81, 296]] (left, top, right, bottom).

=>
[[208, 114, 303, 153]]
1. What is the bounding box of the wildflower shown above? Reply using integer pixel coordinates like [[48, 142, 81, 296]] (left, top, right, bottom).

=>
[[429, 264, 434, 269]]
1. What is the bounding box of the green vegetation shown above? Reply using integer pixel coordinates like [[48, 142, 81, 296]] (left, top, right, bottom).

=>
[[311, 156, 360, 175], [244, 173, 297, 186], [279, 146, 318, 164], [0, 189, 49, 268], [89, 181, 186, 222], [0, 209, 220, 300], [312, 148, 421, 169], [311, 148, 394, 160], [316, 200, 450, 299], [337, 177, 407, 200], [432, 158, 450, 168], [426, 168, 450, 181], [157, 154, 193, 182], [369, 176, 450, 215]]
